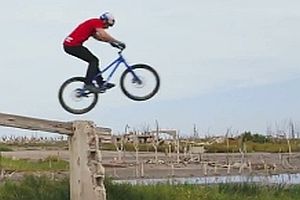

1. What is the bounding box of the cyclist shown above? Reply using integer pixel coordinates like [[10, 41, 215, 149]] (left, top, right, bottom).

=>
[[63, 12, 126, 93]]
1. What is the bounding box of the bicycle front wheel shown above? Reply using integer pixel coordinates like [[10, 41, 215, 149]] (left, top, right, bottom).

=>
[[120, 64, 160, 101], [58, 77, 98, 114]]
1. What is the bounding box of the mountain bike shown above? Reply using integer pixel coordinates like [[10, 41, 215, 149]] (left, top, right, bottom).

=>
[[58, 48, 160, 114]]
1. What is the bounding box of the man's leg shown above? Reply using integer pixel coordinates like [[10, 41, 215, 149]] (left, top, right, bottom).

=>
[[63, 45, 103, 85]]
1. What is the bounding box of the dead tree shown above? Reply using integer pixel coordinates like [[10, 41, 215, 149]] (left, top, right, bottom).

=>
[[133, 132, 140, 164], [152, 120, 160, 164], [112, 136, 124, 162], [175, 131, 180, 164], [225, 127, 231, 165]]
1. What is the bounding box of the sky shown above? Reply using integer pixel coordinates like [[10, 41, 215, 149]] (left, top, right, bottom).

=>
[[1, 0, 300, 137]]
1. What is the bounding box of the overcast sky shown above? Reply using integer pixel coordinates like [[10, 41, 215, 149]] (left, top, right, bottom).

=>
[[1, 0, 300, 137]]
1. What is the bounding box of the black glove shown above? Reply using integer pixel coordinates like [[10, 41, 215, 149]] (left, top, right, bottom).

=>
[[110, 41, 126, 50], [110, 42, 119, 48], [118, 42, 126, 50]]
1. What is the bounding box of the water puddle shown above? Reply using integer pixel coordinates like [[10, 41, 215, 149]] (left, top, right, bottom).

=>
[[113, 173, 300, 185]]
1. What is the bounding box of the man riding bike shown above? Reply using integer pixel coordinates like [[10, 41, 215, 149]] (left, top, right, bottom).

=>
[[63, 12, 126, 93]]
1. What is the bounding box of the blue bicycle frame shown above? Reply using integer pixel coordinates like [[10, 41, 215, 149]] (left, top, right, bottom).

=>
[[93, 51, 139, 83]]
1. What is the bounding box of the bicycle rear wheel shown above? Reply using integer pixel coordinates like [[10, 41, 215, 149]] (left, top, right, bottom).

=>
[[58, 77, 98, 114], [120, 64, 160, 101]]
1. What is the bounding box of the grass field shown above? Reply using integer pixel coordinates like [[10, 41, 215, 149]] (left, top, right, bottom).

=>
[[1, 132, 300, 154], [106, 182, 300, 200], [0, 176, 299, 200], [0, 155, 68, 171]]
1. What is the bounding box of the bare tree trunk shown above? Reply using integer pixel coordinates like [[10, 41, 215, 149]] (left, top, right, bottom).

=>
[[168, 143, 172, 158], [113, 137, 123, 161], [133, 134, 139, 164], [289, 120, 295, 139], [153, 120, 160, 164], [287, 137, 292, 163], [176, 137, 180, 164], [153, 145, 158, 164], [225, 128, 231, 165], [193, 124, 198, 139], [284, 131, 292, 162]]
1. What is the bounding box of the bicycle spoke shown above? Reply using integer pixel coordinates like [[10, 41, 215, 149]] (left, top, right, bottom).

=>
[[120, 65, 160, 101], [58, 77, 98, 114]]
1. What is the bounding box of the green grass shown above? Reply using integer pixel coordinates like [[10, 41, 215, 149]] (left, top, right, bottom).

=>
[[0, 144, 13, 151], [1, 137, 300, 153], [0, 156, 69, 171], [0, 176, 299, 200], [205, 140, 300, 153], [101, 138, 300, 153], [0, 175, 69, 200], [106, 182, 300, 200], [1, 141, 68, 150]]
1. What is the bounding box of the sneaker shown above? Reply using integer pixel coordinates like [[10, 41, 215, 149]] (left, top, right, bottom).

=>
[[84, 84, 104, 93], [101, 82, 115, 90]]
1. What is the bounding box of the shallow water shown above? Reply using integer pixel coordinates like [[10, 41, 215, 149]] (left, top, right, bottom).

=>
[[113, 173, 300, 185]]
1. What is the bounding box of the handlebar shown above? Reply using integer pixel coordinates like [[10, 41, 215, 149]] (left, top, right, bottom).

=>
[[110, 41, 126, 52]]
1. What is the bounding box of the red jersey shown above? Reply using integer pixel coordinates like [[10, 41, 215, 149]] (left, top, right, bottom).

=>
[[63, 18, 105, 46]]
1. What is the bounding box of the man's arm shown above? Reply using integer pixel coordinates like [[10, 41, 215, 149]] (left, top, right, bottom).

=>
[[94, 28, 120, 43]]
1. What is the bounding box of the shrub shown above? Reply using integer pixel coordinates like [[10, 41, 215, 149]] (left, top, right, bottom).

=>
[[240, 132, 270, 143], [0, 175, 69, 200], [0, 145, 13, 152]]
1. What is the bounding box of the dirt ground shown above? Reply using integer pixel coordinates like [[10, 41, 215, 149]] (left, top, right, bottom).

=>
[[2, 150, 300, 180]]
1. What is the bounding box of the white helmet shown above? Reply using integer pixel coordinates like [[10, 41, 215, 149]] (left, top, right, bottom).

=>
[[100, 12, 115, 27]]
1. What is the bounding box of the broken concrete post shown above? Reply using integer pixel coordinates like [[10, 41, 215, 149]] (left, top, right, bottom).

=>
[[70, 121, 106, 200], [0, 113, 110, 200]]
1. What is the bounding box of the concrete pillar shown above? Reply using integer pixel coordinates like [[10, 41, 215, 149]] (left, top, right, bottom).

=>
[[70, 121, 106, 200]]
